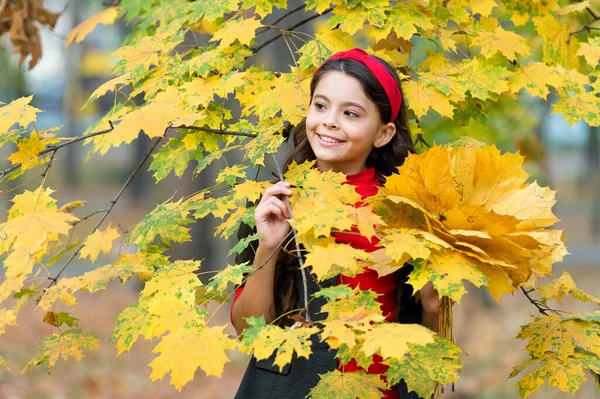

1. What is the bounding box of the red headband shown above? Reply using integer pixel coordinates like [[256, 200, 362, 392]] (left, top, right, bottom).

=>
[[313, 48, 402, 123]]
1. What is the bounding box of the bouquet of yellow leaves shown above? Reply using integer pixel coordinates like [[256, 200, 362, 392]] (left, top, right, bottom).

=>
[[366, 142, 568, 304]]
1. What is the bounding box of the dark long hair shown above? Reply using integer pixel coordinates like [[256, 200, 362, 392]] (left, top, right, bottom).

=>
[[266, 55, 415, 326]]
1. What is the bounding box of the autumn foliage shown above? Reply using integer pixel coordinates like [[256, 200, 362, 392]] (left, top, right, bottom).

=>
[[1, 0, 600, 398]]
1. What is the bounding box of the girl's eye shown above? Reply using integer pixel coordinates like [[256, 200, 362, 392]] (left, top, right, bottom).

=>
[[313, 102, 357, 117]]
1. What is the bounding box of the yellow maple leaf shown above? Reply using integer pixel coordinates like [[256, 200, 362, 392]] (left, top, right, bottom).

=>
[[507, 62, 564, 99], [303, 242, 373, 281], [307, 369, 387, 399], [518, 314, 600, 362], [576, 37, 600, 68], [403, 80, 455, 119], [209, 17, 262, 49], [149, 324, 236, 390], [65, 7, 120, 47], [537, 271, 600, 305], [22, 329, 100, 373], [359, 323, 434, 360], [474, 18, 531, 61], [0, 308, 17, 335], [7, 133, 45, 170], [0, 96, 41, 134], [8, 186, 57, 218], [79, 224, 120, 262], [408, 249, 489, 302], [82, 74, 131, 108]]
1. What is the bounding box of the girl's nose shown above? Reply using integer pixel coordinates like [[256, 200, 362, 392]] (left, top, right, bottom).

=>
[[322, 114, 339, 129]]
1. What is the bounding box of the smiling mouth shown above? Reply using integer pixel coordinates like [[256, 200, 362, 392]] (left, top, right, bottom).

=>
[[317, 133, 345, 144]]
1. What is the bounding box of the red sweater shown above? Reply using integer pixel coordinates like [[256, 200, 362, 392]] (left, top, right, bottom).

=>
[[231, 167, 398, 398]]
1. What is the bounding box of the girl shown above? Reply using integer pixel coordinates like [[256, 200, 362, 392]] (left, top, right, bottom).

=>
[[230, 48, 442, 399]]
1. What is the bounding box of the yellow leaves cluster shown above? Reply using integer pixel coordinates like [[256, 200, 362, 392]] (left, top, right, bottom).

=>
[[511, 312, 600, 397], [366, 143, 568, 302], [0, 186, 78, 303], [108, 259, 238, 391]]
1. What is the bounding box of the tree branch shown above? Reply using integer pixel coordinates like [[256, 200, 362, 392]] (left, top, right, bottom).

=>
[[45, 130, 167, 289], [252, 7, 334, 54], [0, 125, 114, 180]]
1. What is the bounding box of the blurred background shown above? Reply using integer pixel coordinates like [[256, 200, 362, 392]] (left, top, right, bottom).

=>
[[1, 0, 599, 398]]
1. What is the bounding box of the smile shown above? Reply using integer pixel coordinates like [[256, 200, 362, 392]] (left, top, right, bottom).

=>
[[317, 133, 345, 144]]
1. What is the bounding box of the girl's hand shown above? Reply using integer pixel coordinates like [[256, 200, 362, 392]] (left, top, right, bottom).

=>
[[420, 281, 442, 314], [255, 181, 293, 250]]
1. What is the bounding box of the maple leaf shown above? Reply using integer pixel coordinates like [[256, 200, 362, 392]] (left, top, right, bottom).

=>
[[207, 262, 252, 292], [0, 308, 17, 335], [307, 369, 387, 399], [551, 91, 600, 127], [82, 74, 131, 108], [510, 350, 600, 398], [43, 311, 79, 328], [507, 62, 563, 99], [537, 271, 600, 305], [6, 133, 45, 171], [403, 79, 455, 119], [128, 196, 193, 249], [8, 186, 57, 218], [22, 329, 100, 373], [516, 314, 600, 363], [315, 286, 385, 323], [359, 323, 435, 360], [149, 323, 236, 391], [0, 96, 41, 135], [286, 164, 364, 238], [473, 18, 531, 61], [79, 224, 120, 262], [454, 57, 511, 100], [111, 300, 163, 355], [242, 0, 287, 18], [239, 317, 319, 372], [38, 251, 166, 311], [576, 37, 600, 68], [303, 242, 373, 281], [65, 7, 120, 47], [209, 17, 262, 49], [384, 335, 462, 399]]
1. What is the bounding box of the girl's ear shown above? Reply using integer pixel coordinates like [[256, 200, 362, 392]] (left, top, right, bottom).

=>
[[374, 122, 396, 148]]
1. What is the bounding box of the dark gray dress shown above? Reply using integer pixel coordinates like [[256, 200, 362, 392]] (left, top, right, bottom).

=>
[[233, 222, 422, 399]]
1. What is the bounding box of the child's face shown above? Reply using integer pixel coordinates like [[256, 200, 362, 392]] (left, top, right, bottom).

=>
[[306, 71, 396, 175]]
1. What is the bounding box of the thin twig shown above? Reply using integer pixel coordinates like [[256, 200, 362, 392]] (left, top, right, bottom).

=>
[[520, 286, 549, 316], [252, 7, 334, 54], [269, 153, 312, 322], [177, 124, 257, 138], [45, 131, 167, 288], [568, 10, 600, 41], [256, 4, 305, 36]]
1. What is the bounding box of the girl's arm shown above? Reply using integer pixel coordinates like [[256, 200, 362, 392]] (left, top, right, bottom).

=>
[[231, 243, 281, 336], [231, 180, 293, 337], [419, 281, 441, 333]]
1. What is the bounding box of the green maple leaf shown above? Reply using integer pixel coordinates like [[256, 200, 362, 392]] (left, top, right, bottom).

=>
[[384, 335, 462, 399]]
